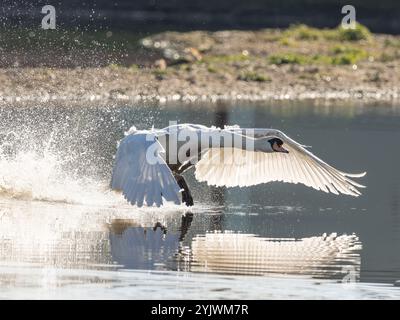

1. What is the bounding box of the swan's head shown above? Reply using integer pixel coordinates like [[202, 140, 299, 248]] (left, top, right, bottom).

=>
[[268, 138, 289, 153]]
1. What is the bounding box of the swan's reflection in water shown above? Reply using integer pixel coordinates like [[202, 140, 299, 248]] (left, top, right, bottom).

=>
[[189, 232, 361, 279], [0, 200, 362, 282], [0, 201, 111, 268], [0, 199, 185, 270], [109, 220, 180, 270], [108, 214, 362, 280]]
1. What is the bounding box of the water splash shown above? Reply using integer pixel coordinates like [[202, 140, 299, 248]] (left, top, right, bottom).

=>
[[0, 148, 113, 205], [0, 104, 162, 206]]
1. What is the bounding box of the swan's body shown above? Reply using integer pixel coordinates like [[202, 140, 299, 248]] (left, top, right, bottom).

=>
[[111, 124, 366, 207]]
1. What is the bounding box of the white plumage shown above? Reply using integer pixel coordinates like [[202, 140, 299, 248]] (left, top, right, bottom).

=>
[[111, 124, 366, 207], [195, 131, 365, 196], [110, 132, 181, 207]]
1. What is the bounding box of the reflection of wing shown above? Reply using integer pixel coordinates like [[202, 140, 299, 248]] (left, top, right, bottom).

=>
[[190, 232, 361, 277], [109, 227, 180, 270], [111, 133, 181, 207], [195, 130, 366, 196]]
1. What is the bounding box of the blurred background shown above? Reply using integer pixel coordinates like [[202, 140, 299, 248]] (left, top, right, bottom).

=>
[[2, 0, 400, 32]]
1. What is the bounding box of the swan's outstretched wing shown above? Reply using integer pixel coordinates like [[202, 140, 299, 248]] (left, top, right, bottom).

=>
[[111, 133, 181, 207], [194, 130, 366, 196]]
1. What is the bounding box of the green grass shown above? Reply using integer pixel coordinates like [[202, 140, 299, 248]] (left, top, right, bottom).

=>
[[129, 64, 140, 70], [201, 54, 249, 64], [152, 69, 168, 79], [283, 24, 323, 41], [207, 65, 218, 73], [268, 53, 308, 65], [329, 46, 369, 65], [281, 23, 371, 42], [337, 24, 372, 41], [238, 71, 271, 82], [268, 47, 369, 66], [268, 53, 335, 65], [108, 63, 122, 69]]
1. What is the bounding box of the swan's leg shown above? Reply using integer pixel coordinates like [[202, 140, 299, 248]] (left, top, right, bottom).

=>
[[179, 212, 194, 241], [174, 174, 194, 206]]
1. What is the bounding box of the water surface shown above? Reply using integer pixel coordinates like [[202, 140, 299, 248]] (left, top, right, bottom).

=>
[[0, 101, 399, 299]]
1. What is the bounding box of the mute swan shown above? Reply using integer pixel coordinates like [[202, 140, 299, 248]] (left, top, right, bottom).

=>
[[110, 124, 366, 207]]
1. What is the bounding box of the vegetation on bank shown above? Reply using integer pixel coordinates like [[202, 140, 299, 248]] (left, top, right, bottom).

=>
[[2, 23, 400, 100], [268, 47, 369, 66], [135, 22, 400, 86], [280, 23, 372, 42]]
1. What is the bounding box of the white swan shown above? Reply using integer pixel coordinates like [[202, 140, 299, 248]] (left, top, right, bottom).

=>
[[110, 124, 366, 207]]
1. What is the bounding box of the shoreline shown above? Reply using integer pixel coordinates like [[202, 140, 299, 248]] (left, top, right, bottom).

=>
[[1, 67, 399, 107], [1, 88, 400, 107], [2, 25, 400, 107]]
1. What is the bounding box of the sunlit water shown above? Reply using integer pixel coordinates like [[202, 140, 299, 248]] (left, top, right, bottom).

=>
[[0, 101, 399, 299]]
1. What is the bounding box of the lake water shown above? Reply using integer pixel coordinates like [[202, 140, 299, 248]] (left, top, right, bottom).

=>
[[0, 101, 399, 299]]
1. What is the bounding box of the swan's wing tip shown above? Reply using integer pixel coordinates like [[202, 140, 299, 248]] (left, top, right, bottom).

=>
[[343, 171, 367, 178]]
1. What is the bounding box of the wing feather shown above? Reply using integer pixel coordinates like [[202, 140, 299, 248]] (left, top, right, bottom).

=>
[[111, 133, 181, 207], [194, 130, 366, 197]]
